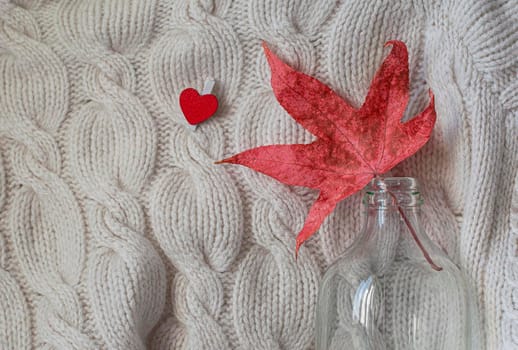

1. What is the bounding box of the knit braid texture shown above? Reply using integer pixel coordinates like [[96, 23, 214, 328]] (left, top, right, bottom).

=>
[[0, 0, 516, 349]]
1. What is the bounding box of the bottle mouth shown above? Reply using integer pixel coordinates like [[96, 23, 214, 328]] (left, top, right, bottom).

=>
[[364, 177, 422, 208]]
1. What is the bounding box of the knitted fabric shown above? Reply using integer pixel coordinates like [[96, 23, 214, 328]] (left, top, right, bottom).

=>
[[0, 0, 516, 349]]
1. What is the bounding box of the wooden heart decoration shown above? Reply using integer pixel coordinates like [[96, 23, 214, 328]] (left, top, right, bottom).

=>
[[179, 88, 219, 125]]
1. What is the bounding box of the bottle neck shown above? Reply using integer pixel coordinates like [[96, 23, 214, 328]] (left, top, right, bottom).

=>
[[359, 177, 443, 272], [363, 177, 423, 238], [363, 205, 422, 243]]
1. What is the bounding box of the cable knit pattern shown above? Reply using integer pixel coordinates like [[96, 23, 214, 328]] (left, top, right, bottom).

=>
[[433, 3, 517, 348], [56, 1, 166, 348], [0, 151, 30, 350], [0, 244, 30, 350], [0, 0, 516, 349], [0, 2, 96, 348], [147, 1, 243, 348], [228, 1, 337, 348]]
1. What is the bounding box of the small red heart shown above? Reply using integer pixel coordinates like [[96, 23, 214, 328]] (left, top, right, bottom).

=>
[[179, 88, 219, 125]]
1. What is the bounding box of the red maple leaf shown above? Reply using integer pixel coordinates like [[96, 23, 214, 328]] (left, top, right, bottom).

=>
[[218, 40, 436, 256]]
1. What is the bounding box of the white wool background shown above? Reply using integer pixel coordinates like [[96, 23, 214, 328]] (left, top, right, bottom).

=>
[[0, 0, 516, 349]]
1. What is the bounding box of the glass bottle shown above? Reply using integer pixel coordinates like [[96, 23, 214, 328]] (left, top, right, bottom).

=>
[[316, 177, 480, 350]]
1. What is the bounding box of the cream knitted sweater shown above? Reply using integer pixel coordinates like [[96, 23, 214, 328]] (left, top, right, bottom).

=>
[[0, 0, 516, 349]]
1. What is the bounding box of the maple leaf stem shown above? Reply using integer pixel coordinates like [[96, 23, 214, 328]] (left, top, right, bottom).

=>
[[386, 190, 443, 271]]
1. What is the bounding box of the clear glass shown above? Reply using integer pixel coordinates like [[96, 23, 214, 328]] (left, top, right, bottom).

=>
[[316, 177, 480, 350]]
